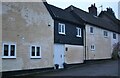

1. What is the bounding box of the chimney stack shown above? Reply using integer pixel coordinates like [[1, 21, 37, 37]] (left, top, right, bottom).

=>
[[88, 3, 97, 16]]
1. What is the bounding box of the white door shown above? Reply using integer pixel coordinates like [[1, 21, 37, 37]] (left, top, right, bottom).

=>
[[54, 44, 65, 69]]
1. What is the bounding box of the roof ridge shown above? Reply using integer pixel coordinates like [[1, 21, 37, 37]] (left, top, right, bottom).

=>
[[48, 4, 65, 11]]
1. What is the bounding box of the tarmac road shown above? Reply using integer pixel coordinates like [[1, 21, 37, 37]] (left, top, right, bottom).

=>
[[6, 59, 119, 78]]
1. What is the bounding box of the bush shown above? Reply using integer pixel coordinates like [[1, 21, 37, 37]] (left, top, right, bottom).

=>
[[112, 42, 120, 60]]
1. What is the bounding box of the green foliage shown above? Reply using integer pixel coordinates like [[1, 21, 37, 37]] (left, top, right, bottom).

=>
[[112, 42, 120, 60]]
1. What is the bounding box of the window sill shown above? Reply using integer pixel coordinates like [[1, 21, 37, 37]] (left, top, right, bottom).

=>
[[91, 49, 95, 51], [30, 56, 41, 59], [58, 33, 66, 35], [90, 33, 94, 35], [76, 35, 81, 38], [2, 56, 16, 59], [104, 36, 108, 38]]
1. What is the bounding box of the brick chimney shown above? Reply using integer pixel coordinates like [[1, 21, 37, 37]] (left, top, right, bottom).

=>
[[88, 3, 97, 16], [106, 7, 115, 18]]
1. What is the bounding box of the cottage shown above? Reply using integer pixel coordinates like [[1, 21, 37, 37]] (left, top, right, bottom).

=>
[[98, 8, 120, 43], [65, 4, 120, 60], [44, 2, 85, 69], [2, 1, 54, 72], [1, 0, 120, 74]]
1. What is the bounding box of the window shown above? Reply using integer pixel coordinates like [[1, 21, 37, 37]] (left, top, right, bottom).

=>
[[103, 31, 108, 37], [2, 43, 16, 58], [58, 23, 65, 35], [30, 45, 41, 58], [90, 44, 95, 51], [76, 27, 81, 37], [113, 33, 116, 39], [90, 27, 94, 34]]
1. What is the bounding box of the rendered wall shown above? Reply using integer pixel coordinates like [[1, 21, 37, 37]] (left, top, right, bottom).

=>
[[2, 2, 54, 71], [65, 44, 84, 64], [86, 24, 112, 60]]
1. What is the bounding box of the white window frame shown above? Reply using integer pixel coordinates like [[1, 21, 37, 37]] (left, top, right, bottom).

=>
[[90, 44, 95, 51], [2, 42, 16, 58], [90, 27, 94, 34], [76, 27, 81, 37], [58, 23, 65, 35], [103, 30, 108, 37], [30, 45, 41, 59]]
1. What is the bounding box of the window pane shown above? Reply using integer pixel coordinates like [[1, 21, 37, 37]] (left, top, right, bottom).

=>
[[104, 31, 108, 36], [32, 46, 35, 56], [37, 47, 40, 56], [4, 45, 9, 56], [62, 25, 64, 33], [10, 45, 15, 56], [90, 27, 93, 33], [58, 24, 61, 33], [113, 33, 116, 39], [77, 28, 79, 35]]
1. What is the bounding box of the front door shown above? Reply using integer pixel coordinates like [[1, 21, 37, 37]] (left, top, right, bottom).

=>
[[54, 44, 65, 69]]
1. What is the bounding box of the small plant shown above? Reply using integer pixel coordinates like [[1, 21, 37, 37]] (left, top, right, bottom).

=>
[[55, 64, 59, 69], [63, 62, 67, 68], [112, 42, 120, 60]]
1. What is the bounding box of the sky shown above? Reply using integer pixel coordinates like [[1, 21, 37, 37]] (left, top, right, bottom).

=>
[[47, 0, 119, 18]]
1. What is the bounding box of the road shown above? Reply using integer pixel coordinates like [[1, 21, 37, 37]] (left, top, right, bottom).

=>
[[30, 60, 119, 76], [8, 59, 119, 78]]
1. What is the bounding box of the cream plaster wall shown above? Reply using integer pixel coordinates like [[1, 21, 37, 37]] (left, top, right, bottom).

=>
[[2, 2, 54, 71], [86, 24, 112, 60], [65, 44, 84, 64], [0, 2, 2, 75]]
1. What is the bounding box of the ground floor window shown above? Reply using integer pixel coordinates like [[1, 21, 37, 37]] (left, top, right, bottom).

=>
[[2, 43, 16, 58], [30, 45, 41, 58]]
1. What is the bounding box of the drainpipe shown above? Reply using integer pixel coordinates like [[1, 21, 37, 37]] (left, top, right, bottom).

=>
[[84, 23, 87, 61]]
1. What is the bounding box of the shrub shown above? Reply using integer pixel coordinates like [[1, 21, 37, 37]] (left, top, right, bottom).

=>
[[112, 42, 120, 60]]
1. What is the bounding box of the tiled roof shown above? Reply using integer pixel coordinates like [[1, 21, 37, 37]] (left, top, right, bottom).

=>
[[99, 11, 120, 33], [44, 2, 84, 25], [44, 2, 119, 34], [65, 5, 119, 33]]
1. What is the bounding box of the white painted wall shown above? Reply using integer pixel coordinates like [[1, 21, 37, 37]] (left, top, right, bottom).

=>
[[54, 44, 65, 69], [86, 24, 112, 60]]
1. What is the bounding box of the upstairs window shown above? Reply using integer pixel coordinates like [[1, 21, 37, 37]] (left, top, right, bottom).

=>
[[2, 43, 16, 58], [30, 45, 41, 58], [103, 31, 108, 37], [90, 27, 94, 34], [58, 23, 65, 35], [113, 33, 116, 39], [76, 27, 81, 37]]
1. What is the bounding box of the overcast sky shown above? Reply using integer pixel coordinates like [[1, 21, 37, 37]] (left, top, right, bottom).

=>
[[47, 0, 119, 18]]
